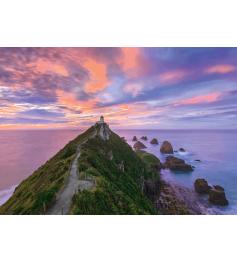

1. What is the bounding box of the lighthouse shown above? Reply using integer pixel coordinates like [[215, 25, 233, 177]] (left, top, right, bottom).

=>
[[97, 115, 104, 124]]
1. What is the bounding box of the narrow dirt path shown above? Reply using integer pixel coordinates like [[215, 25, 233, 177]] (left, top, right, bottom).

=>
[[47, 145, 94, 215]]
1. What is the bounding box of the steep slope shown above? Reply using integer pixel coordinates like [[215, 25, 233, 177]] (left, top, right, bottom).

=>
[[0, 126, 95, 214], [0, 123, 159, 215]]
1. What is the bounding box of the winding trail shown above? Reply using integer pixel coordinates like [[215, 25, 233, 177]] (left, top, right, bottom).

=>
[[47, 145, 94, 215], [47, 123, 110, 215]]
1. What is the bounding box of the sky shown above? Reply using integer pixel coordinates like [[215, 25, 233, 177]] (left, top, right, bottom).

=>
[[0, 47, 237, 130]]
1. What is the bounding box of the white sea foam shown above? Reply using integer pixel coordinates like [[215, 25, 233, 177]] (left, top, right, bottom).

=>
[[0, 185, 17, 206]]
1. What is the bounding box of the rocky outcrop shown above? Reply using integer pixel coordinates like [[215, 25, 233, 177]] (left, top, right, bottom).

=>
[[160, 141, 173, 154], [194, 178, 210, 194], [150, 138, 158, 145], [141, 136, 148, 141], [132, 136, 137, 142], [95, 122, 111, 140], [209, 188, 229, 206], [163, 156, 193, 172], [194, 179, 229, 206], [133, 141, 147, 150], [179, 148, 185, 152], [143, 177, 160, 201], [213, 185, 224, 191], [121, 137, 126, 142]]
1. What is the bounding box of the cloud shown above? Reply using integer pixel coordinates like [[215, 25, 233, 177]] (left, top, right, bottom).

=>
[[123, 83, 144, 97], [1, 48, 237, 129], [20, 109, 65, 118], [158, 69, 190, 84], [83, 58, 110, 93], [205, 64, 236, 74], [27, 58, 69, 76], [176, 92, 221, 106]]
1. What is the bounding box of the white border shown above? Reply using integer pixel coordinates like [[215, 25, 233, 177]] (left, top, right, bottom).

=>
[[0, 0, 236, 261]]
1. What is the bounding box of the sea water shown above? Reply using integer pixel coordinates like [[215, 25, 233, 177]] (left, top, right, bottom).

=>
[[0, 129, 236, 214]]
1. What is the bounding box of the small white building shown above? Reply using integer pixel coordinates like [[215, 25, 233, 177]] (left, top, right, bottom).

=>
[[97, 115, 104, 124]]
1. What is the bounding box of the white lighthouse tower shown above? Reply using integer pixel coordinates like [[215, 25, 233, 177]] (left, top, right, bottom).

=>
[[97, 115, 104, 124]]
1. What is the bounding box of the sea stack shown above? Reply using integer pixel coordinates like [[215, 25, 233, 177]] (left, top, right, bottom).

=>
[[194, 178, 210, 194], [132, 136, 138, 142], [209, 188, 229, 206], [141, 136, 148, 141], [133, 141, 147, 150], [164, 156, 193, 172], [150, 138, 158, 145], [160, 141, 173, 154]]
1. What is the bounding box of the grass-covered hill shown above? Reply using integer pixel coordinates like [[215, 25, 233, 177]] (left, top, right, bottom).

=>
[[0, 123, 161, 215]]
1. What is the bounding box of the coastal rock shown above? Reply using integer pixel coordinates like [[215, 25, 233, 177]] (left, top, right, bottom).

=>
[[209, 188, 229, 206], [143, 178, 160, 201], [213, 185, 224, 191], [195, 159, 201, 162], [179, 148, 185, 152], [150, 138, 158, 145], [194, 178, 210, 194], [121, 137, 126, 142], [132, 136, 137, 142], [164, 156, 193, 172], [133, 141, 147, 150], [160, 141, 174, 154], [141, 136, 148, 141]]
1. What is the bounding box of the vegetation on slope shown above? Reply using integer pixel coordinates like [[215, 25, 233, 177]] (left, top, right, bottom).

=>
[[70, 131, 159, 214], [0, 127, 95, 214], [0, 123, 161, 215]]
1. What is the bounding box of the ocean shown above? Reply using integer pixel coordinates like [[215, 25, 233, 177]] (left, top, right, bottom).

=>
[[0, 129, 236, 214]]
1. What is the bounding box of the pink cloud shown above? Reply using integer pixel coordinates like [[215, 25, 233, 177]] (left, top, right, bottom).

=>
[[176, 92, 221, 106], [28, 58, 69, 77], [159, 70, 189, 84], [205, 64, 236, 74]]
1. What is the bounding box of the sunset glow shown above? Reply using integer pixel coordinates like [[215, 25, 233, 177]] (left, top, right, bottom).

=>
[[1, 48, 237, 129]]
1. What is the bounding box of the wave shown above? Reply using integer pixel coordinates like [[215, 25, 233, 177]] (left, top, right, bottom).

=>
[[0, 185, 17, 206]]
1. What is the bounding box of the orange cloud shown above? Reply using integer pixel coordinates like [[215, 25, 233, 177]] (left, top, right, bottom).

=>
[[119, 48, 144, 78], [28, 58, 69, 76], [205, 64, 236, 74], [159, 70, 189, 84], [83, 58, 109, 93], [177, 92, 221, 106], [56, 89, 98, 111], [120, 48, 140, 71]]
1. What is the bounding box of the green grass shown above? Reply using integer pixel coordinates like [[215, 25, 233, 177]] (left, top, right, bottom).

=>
[[0, 124, 160, 215], [70, 131, 158, 214], [136, 150, 162, 175], [0, 126, 95, 215]]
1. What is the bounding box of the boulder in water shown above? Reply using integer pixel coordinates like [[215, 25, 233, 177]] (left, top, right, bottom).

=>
[[132, 136, 137, 142], [179, 148, 185, 152], [160, 141, 174, 154], [194, 178, 210, 194], [209, 188, 229, 206], [133, 141, 146, 150], [164, 156, 193, 172], [213, 185, 224, 191], [150, 138, 158, 145], [141, 136, 148, 141]]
